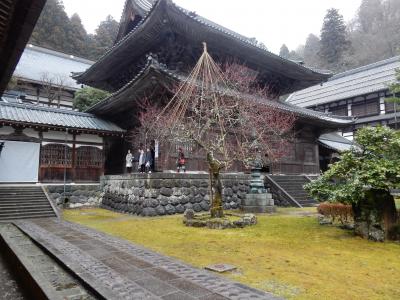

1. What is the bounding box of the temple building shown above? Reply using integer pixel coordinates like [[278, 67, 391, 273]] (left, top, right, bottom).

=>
[[3, 44, 94, 109], [74, 0, 354, 177], [288, 56, 400, 140]]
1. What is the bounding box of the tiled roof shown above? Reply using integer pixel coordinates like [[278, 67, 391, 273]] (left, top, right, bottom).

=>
[[76, 0, 331, 93], [0, 102, 124, 133], [318, 132, 354, 152], [88, 56, 353, 126], [287, 56, 400, 107], [13, 45, 94, 90]]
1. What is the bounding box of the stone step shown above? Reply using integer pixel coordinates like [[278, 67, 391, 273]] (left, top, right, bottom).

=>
[[0, 224, 96, 299], [0, 197, 48, 201], [0, 213, 56, 221], [0, 209, 55, 215]]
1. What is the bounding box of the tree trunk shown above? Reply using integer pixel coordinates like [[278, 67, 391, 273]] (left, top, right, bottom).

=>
[[353, 189, 398, 241], [207, 152, 224, 218]]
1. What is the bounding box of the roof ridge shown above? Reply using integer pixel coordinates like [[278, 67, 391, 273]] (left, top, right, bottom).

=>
[[26, 44, 95, 65], [331, 55, 400, 80], [0, 101, 98, 118], [76, 0, 331, 83]]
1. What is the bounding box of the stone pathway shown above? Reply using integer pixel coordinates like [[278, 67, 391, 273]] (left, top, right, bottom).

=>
[[15, 219, 281, 300]]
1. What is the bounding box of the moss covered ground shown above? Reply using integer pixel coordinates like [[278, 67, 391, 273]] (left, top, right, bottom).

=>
[[63, 208, 400, 300]]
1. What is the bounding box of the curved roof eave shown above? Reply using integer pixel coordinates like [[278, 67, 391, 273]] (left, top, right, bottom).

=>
[[87, 56, 353, 128], [76, 0, 331, 87]]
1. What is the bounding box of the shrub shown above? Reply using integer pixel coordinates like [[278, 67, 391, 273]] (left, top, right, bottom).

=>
[[317, 202, 353, 224]]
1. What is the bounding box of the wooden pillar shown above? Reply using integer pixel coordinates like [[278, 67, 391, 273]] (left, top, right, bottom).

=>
[[72, 132, 76, 182]]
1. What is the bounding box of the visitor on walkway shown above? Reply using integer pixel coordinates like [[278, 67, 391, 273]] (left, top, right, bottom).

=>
[[145, 148, 153, 173], [138, 147, 145, 173], [126, 150, 133, 173], [177, 147, 186, 173]]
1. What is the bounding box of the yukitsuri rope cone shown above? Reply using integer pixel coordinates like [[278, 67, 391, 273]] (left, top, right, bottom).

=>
[[155, 42, 295, 222]]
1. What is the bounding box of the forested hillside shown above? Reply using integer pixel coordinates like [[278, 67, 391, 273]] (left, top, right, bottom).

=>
[[31, 0, 400, 72], [280, 0, 400, 72], [30, 0, 119, 60]]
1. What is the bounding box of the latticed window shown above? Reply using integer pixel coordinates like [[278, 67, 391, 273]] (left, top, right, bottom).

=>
[[76, 146, 103, 168], [385, 100, 398, 113], [330, 106, 347, 116], [351, 100, 379, 117], [304, 146, 315, 162], [40, 144, 72, 167]]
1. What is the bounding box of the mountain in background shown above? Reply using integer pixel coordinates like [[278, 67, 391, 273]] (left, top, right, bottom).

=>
[[30, 0, 119, 61], [280, 0, 400, 73]]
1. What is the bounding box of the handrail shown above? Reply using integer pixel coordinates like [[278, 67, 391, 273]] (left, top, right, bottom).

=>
[[41, 185, 60, 219], [265, 175, 303, 208]]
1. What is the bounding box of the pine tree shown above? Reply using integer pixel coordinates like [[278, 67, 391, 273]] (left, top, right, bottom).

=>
[[88, 15, 119, 60], [279, 44, 290, 58], [319, 8, 350, 68]]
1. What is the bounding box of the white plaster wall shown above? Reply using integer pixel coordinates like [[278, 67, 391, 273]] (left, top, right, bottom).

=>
[[43, 130, 74, 141], [0, 126, 15, 135], [75, 133, 103, 144], [23, 128, 40, 138]]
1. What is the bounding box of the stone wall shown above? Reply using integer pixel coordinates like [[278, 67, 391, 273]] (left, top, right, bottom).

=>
[[44, 184, 102, 208], [100, 173, 251, 216]]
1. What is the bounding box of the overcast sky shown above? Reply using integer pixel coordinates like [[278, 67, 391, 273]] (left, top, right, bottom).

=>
[[63, 0, 362, 54]]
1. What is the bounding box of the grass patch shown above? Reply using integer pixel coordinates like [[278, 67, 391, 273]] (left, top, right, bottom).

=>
[[63, 208, 400, 300], [395, 197, 400, 209]]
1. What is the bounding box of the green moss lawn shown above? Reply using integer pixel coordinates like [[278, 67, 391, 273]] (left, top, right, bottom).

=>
[[63, 208, 400, 300]]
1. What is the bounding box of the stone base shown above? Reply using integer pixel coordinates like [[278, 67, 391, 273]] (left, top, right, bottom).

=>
[[242, 193, 275, 213]]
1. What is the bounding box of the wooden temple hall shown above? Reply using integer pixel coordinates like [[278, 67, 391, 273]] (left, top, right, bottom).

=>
[[73, 0, 353, 176], [0, 0, 354, 183]]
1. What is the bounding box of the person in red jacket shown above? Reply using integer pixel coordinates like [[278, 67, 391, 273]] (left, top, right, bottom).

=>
[[176, 148, 186, 173]]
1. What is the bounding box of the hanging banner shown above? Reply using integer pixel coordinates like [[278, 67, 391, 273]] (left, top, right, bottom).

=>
[[155, 140, 159, 158], [0, 140, 40, 182]]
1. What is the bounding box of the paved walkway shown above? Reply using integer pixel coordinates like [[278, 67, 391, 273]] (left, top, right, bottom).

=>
[[15, 219, 281, 300]]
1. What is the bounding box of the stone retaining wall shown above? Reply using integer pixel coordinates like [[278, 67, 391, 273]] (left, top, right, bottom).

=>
[[100, 173, 251, 216], [44, 184, 102, 208]]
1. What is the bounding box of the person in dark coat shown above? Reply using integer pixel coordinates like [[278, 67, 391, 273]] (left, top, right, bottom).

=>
[[145, 148, 153, 173]]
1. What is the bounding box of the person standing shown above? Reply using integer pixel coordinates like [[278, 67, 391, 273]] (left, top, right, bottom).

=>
[[177, 147, 186, 173], [126, 150, 133, 173], [138, 147, 145, 173], [145, 148, 153, 173]]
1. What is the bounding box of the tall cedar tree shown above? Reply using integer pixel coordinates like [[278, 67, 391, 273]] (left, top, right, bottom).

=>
[[69, 14, 90, 58], [319, 8, 350, 69], [88, 16, 119, 60], [303, 34, 322, 68], [30, 0, 72, 53], [279, 44, 290, 58]]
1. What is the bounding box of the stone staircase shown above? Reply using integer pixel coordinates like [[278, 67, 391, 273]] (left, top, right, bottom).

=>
[[0, 186, 57, 221], [265, 175, 318, 207]]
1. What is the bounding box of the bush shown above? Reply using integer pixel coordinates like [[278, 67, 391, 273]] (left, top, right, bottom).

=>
[[317, 202, 353, 224]]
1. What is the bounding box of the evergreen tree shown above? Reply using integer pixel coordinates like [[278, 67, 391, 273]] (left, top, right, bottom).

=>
[[303, 34, 322, 67], [68, 13, 90, 58], [279, 44, 290, 58], [358, 0, 384, 34], [386, 65, 400, 128], [73, 87, 110, 112], [319, 8, 350, 68], [88, 15, 119, 60], [30, 0, 72, 52]]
